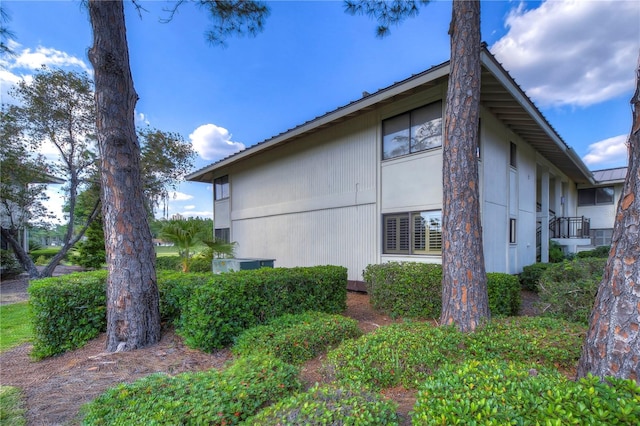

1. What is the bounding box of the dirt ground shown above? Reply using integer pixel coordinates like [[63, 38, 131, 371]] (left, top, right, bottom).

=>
[[0, 271, 539, 425]]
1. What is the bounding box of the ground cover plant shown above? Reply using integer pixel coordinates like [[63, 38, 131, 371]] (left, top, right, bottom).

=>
[[244, 384, 399, 425], [0, 302, 31, 352], [412, 360, 640, 425], [233, 311, 362, 364], [325, 316, 585, 391], [81, 354, 301, 425]]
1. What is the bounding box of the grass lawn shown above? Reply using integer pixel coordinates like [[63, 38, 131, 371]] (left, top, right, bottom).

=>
[[0, 302, 32, 352], [0, 386, 26, 426]]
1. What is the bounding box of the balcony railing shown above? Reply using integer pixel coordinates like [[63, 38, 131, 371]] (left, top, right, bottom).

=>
[[550, 216, 590, 239]]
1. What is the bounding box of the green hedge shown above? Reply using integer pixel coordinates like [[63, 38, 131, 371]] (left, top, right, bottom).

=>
[[412, 360, 640, 425], [178, 266, 348, 352], [28, 266, 347, 358], [155, 255, 182, 271], [81, 354, 301, 425], [577, 245, 611, 258], [538, 258, 606, 324], [363, 263, 521, 319], [519, 262, 551, 292], [29, 271, 108, 359], [245, 384, 399, 425], [28, 248, 62, 263], [486, 272, 521, 316], [363, 262, 442, 319], [233, 311, 361, 365]]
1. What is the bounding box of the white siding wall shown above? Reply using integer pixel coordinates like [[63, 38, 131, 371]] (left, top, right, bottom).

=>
[[577, 183, 623, 229], [227, 115, 378, 281]]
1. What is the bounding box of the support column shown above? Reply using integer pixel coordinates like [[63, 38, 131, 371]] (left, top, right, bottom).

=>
[[540, 169, 550, 263]]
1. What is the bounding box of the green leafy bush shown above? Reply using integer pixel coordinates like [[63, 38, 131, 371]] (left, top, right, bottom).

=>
[[486, 272, 521, 316], [363, 262, 443, 319], [81, 354, 301, 425], [29, 248, 62, 263], [325, 317, 584, 391], [155, 255, 182, 271], [189, 256, 213, 272], [156, 271, 212, 323], [577, 245, 611, 258], [245, 384, 399, 425], [29, 271, 108, 359], [538, 258, 606, 324], [519, 262, 551, 292], [233, 311, 361, 364], [363, 263, 520, 319], [179, 266, 348, 351], [412, 360, 640, 425], [0, 250, 23, 278]]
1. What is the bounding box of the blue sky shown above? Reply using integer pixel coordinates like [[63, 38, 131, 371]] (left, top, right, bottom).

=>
[[2, 0, 639, 222]]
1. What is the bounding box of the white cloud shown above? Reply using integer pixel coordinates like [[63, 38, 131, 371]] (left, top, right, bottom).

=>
[[168, 191, 194, 201], [184, 205, 196, 210], [491, 0, 640, 107], [582, 134, 628, 168], [135, 111, 151, 127], [13, 45, 91, 74], [1, 41, 91, 105], [189, 123, 245, 161]]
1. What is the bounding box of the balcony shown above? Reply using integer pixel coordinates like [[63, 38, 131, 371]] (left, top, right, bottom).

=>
[[550, 216, 591, 247]]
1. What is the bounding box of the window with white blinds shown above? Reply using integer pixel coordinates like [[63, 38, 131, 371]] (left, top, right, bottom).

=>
[[383, 211, 442, 255]]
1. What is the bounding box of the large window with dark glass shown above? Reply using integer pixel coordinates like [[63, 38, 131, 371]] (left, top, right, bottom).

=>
[[214, 175, 229, 200], [215, 228, 230, 243], [578, 187, 614, 206], [382, 101, 442, 160], [383, 211, 442, 255]]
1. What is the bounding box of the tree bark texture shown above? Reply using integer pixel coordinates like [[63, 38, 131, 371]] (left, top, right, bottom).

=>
[[576, 58, 640, 382], [88, 0, 161, 352], [440, 0, 489, 332]]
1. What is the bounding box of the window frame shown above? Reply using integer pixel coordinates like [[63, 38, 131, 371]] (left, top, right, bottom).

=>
[[215, 228, 230, 243], [509, 218, 517, 244], [509, 142, 517, 168], [214, 175, 229, 201], [578, 186, 615, 206], [382, 101, 443, 160], [383, 210, 442, 255]]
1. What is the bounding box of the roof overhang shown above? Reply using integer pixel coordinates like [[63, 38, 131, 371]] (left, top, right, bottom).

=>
[[188, 46, 594, 185]]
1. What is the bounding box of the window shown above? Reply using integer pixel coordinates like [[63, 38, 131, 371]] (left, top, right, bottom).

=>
[[215, 228, 230, 243], [214, 175, 229, 200], [509, 142, 517, 168], [509, 218, 517, 244], [578, 187, 614, 206], [592, 229, 613, 247], [383, 211, 442, 254], [382, 101, 442, 160]]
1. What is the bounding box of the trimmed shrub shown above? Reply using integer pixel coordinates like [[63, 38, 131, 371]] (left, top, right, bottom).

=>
[[155, 255, 182, 271], [577, 245, 611, 258], [245, 384, 399, 425], [233, 311, 362, 364], [189, 256, 213, 272], [519, 262, 551, 292], [363, 262, 442, 319], [178, 266, 347, 351], [81, 354, 301, 425], [29, 271, 108, 359], [412, 360, 640, 425], [538, 258, 606, 324], [156, 271, 212, 323], [28, 248, 62, 263], [486, 272, 521, 316], [0, 250, 23, 278], [325, 317, 584, 391], [364, 263, 520, 319]]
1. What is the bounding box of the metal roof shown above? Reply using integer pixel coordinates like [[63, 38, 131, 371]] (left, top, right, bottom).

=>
[[187, 45, 594, 185], [591, 167, 628, 184]]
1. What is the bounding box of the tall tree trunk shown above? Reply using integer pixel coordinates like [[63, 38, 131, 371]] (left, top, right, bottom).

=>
[[576, 57, 640, 382], [440, 0, 489, 332], [88, 0, 161, 352]]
